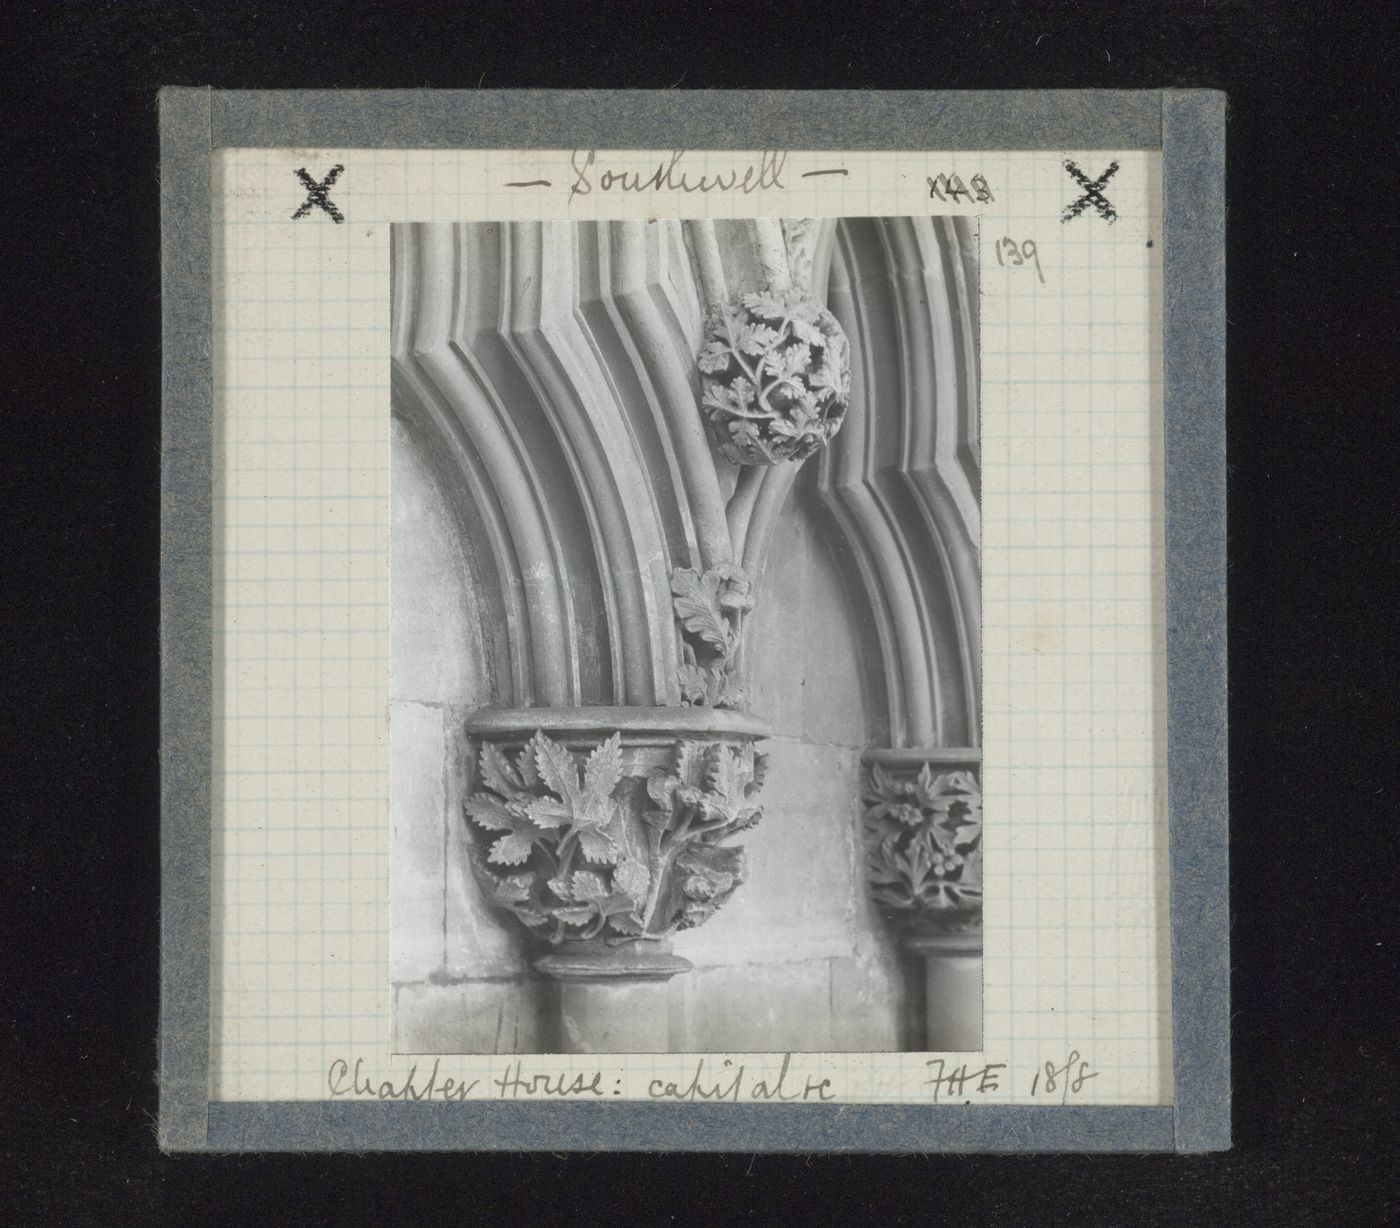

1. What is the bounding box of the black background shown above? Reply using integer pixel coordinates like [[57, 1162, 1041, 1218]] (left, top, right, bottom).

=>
[[3, 2, 1396, 1223]]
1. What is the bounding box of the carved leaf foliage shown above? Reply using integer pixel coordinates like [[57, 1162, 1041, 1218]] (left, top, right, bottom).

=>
[[532, 732, 581, 808], [674, 843, 750, 930], [612, 856, 652, 904], [676, 662, 711, 706], [466, 732, 632, 943], [669, 568, 731, 651], [768, 340, 811, 380], [675, 740, 708, 790], [697, 285, 852, 467], [607, 913, 645, 937], [479, 741, 524, 798], [863, 764, 984, 933], [463, 793, 547, 867], [736, 321, 783, 356], [704, 741, 742, 803], [483, 870, 548, 929], [468, 734, 766, 945], [568, 870, 608, 902], [696, 340, 733, 374], [741, 289, 789, 320], [669, 565, 752, 710], [581, 734, 625, 823], [576, 826, 618, 865]]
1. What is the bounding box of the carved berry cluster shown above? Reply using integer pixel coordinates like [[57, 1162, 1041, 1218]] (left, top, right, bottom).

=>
[[863, 764, 982, 933]]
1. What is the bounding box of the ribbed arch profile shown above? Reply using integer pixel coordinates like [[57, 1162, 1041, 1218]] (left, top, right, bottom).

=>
[[392, 220, 738, 709], [391, 216, 979, 749], [813, 216, 981, 750]]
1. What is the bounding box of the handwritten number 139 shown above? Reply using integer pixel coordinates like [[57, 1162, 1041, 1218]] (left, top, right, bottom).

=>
[[995, 236, 1046, 285]]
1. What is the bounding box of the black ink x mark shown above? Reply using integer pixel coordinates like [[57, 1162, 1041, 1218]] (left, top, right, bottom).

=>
[[1061, 160, 1119, 223], [292, 165, 345, 223]]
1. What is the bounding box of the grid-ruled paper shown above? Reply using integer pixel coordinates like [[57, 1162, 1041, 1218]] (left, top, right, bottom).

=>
[[209, 149, 1169, 1104]]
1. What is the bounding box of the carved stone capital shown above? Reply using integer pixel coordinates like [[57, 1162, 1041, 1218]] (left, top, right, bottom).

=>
[[861, 748, 982, 949], [463, 707, 770, 960]]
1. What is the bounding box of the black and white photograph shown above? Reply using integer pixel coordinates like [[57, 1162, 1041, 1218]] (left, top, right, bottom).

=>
[[18, 0, 1400, 1207], [388, 216, 982, 1054]]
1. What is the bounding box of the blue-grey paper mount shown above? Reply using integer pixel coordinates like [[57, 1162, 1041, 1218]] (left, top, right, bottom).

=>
[[159, 88, 1228, 1153]]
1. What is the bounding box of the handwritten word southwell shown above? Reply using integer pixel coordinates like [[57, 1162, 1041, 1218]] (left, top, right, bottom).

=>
[[570, 149, 787, 199]]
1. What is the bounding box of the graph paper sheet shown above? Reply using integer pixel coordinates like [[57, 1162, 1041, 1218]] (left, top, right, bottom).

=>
[[204, 147, 1170, 1109]]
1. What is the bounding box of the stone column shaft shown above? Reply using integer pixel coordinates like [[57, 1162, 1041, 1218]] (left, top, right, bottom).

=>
[[906, 930, 983, 1053], [535, 940, 691, 1054]]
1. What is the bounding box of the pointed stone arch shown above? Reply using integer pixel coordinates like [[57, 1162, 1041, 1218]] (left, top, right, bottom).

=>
[[809, 215, 981, 750]]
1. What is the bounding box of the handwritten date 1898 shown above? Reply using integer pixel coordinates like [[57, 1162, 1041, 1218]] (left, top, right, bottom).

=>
[[1029, 1050, 1099, 1103]]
